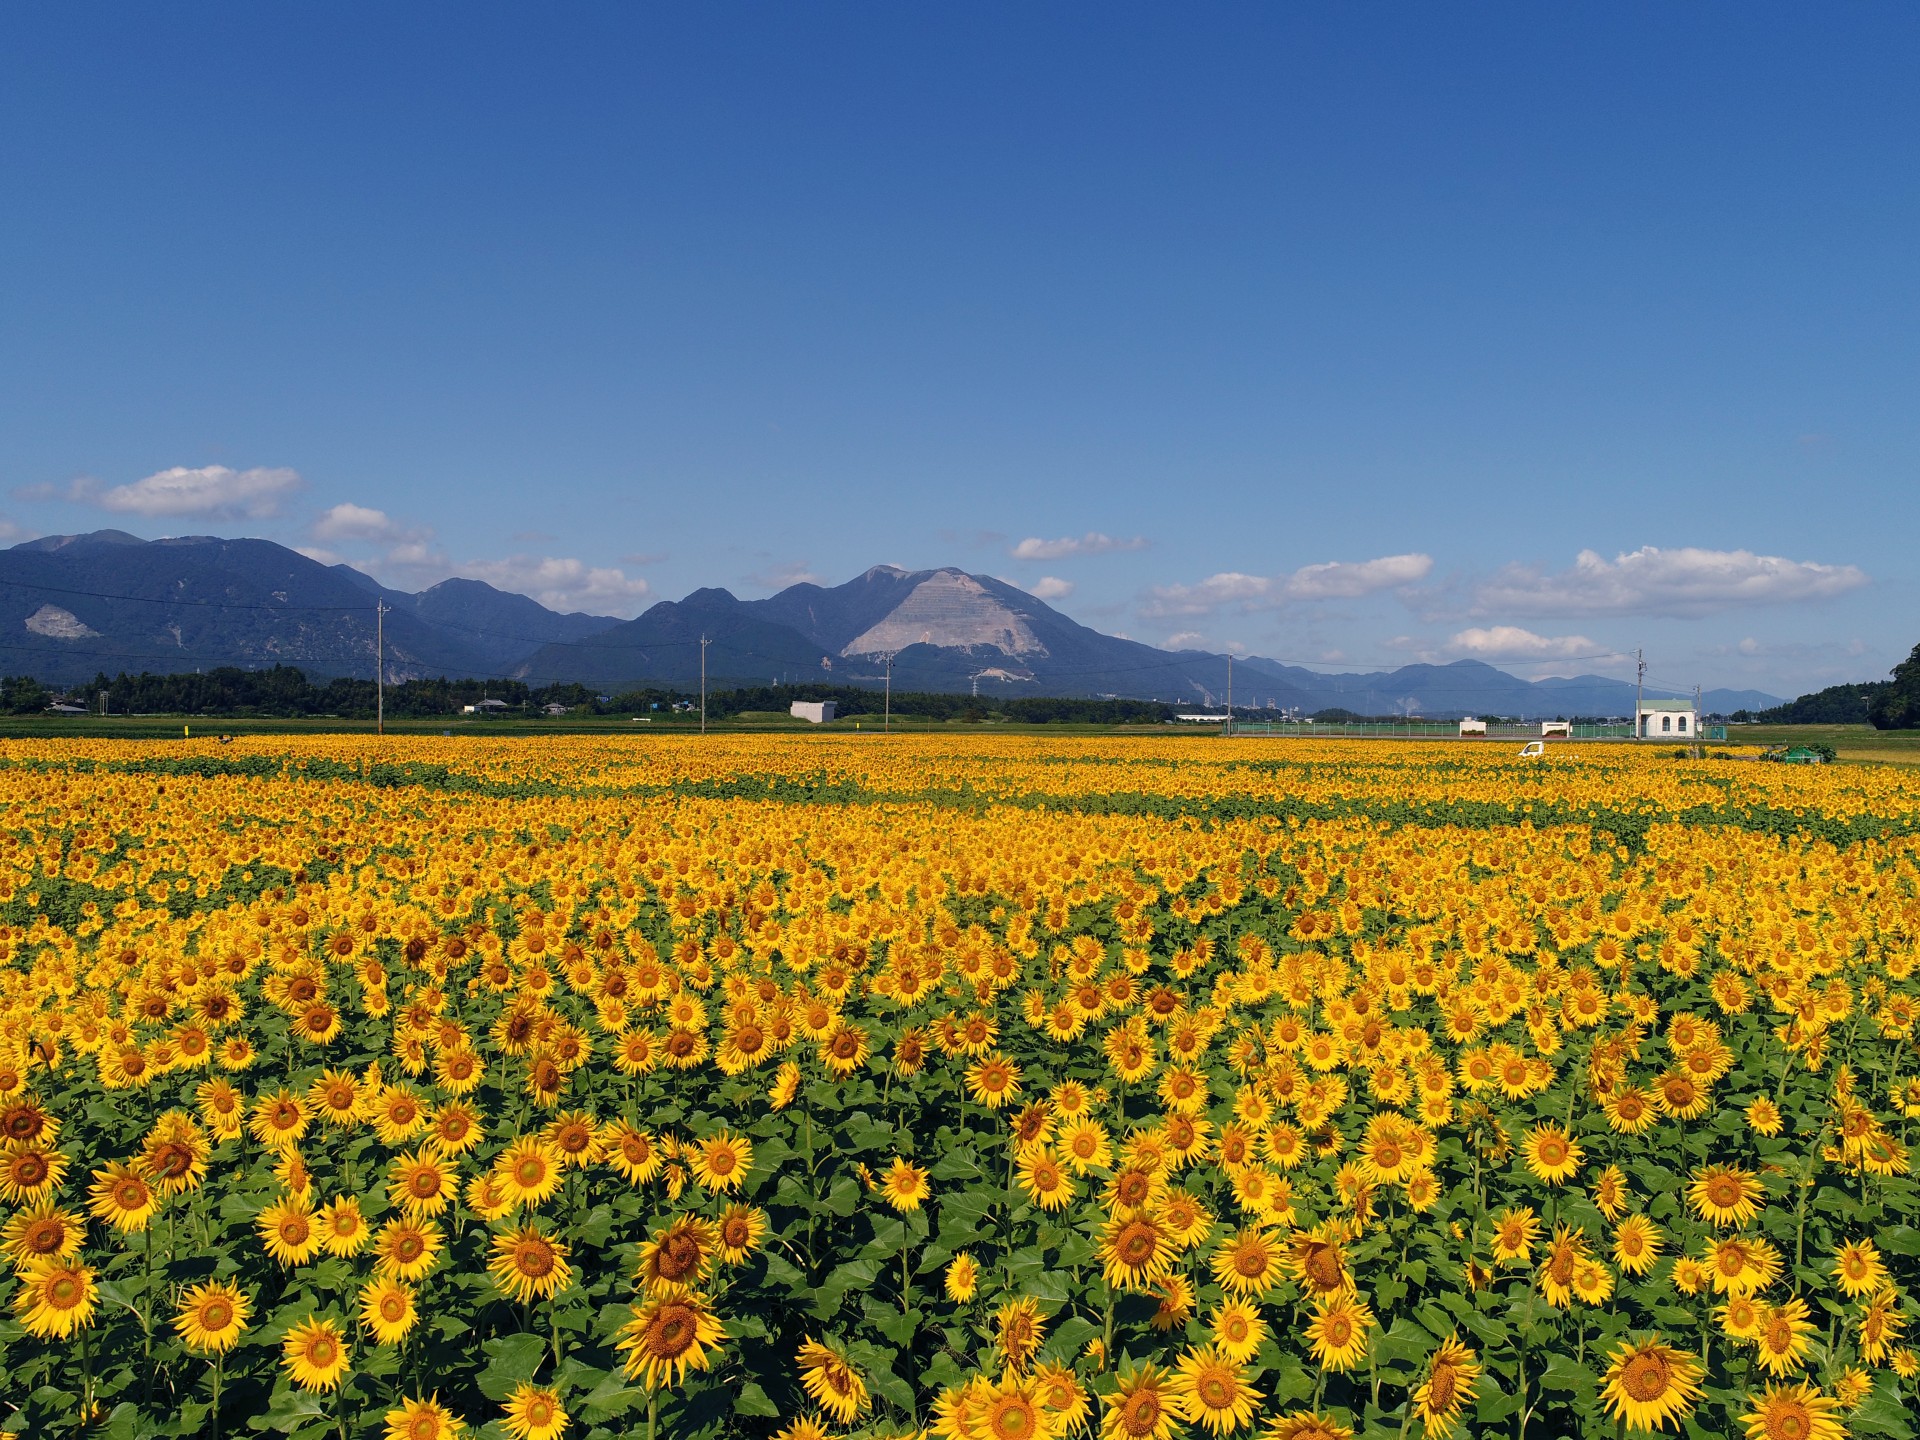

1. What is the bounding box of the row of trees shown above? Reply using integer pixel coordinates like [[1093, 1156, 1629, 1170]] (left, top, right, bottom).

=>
[[1745, 641, 1920, 729], [0, 667, 1193, 724]]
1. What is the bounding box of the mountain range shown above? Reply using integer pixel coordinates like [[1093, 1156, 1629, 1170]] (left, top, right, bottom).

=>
[[0, 531, 1782, 716]]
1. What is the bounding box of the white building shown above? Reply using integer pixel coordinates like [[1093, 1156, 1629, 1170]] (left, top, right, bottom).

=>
[[1541, 721, 1571, 737], [790, 700, 837, 723], [462, 698, 511, 715], [1638, 699, 1696, 738], [1458, 718, 1487, 736]]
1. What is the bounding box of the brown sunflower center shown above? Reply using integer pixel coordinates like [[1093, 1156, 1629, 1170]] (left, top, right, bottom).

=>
[[1622, 1352, 1673, 1402], [515, 1241, 555, 1277], [646, 1305, 695, 1357]]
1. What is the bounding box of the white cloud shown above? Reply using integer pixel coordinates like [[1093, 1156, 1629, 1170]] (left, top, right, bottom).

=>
[[296, 545, 346, 567], [1164, 630, 1207, 649], [1029, 576, 1074, 601], [0, 515, 31, 543], [384, 540, 449, 569], [312, 502, 408, 542], [747, 561, 824, 591], [96, 465, 303, 519], [1448, 626, 1605, 659], [1475, 546, 1869, 619], [461, 555, 653, 616], [1142, 553, 1432, 617], [1283, 553, 1434, 600], [1011, 532, 1148, 561]]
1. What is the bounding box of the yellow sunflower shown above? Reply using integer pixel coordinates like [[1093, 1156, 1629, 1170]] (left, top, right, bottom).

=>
[[637, 1215, 716, 1294], [281, 1315, 351, 1392], [1168, 1344, 1262, 1435], [615, 1291, 726, 1390], [359, 1276, 420, 1346], [714, 1204, 768, 1265], [1209, 1301, 1268, 1363], [1411, 1336, 1479, 1438], [0, 1139, 68, 1205], [1612, 1216, 1664, 1277], [1100, 1211, 1175, 1291], [1738, 1383, 1845, 1440], [996, 1297, 1047, 1373], [258, 1195, 324, 1268], [601, 1123, 665, 1185], [1832, 1239, 1888, 1298], [688, 1130, 752, 1193], [1100, 1364, 1176, 1440], [1752, 1298, 1816, 1377], [1687, 1165, 1766, 1228], [501, 1383, 569, 1440], [1211, 1228, 1286, 1299], [173, 1279, 250, 1355], [946, 1252, 980, 1302], [11, 1257, 98, 1339], [882, 1157, 932, 1213], [1490, 1207, 1540, 1267], [1600, 1336, 1703, 1433], [795, 1337, 869, 1424], [493, 1137, 565, 1209], [372, 1216, 443, 1281], [965, 1052, 1024, 1109], [1520, 1122, 1582, 1186], [87, 1161, 159, 1233], [381, 1395, 463, 1440], [1, 1201, 86, 1271], [488, 1224, 573, 1303], [1016, 1149, 1075, 1212], [1304, 1294, 1375, 1373]]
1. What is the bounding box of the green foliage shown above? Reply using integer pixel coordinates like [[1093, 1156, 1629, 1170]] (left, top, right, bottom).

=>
[[1869, 641, 1920, 729], [1752, 680, 1890, 725]]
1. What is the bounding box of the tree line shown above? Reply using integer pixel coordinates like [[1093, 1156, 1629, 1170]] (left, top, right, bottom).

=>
[[0, 666, 1192, 724], [1739, 640, 1920, 729]]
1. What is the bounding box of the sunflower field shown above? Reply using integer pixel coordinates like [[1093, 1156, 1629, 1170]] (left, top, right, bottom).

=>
[[2, 734, 1919, 1440]]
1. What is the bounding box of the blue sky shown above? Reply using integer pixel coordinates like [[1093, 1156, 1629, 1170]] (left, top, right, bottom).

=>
[[2, 4, 1914, 698]]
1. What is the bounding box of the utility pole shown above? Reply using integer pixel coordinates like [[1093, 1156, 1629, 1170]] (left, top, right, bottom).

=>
[[1634, 648, 1645, 741], [882, 652, 895, 734], [1695, 682, 1704, 758], [1225, 653, 1233, 736], [700, 636, 711, 734], [375, 602, 388, 736]]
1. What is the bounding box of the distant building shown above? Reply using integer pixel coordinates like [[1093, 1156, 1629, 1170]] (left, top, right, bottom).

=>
[[790, 700, 837, 723], [462, 698, 511, 715], [1174, 713, 1228, 723], [1458, 718, 1487, 736], [543, 703, 569, 716], [1541, 721, 1571, 737], [45, 702, 87, 715], [1637, 699, 1696, 738]]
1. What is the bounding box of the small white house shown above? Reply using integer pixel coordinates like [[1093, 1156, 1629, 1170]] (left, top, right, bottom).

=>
[[1637, 700, 1696, 738], [462, 698, 511, 715], [1458, 718, 1487, 736], [1541, 721, 1571, 738], [790, 700, 837, 723], [1174, 713, 1229, 723]]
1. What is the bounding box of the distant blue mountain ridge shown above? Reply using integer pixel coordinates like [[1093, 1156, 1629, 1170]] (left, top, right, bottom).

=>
[[0, 532, 1781, 716]]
